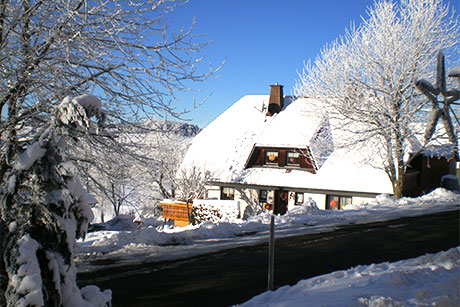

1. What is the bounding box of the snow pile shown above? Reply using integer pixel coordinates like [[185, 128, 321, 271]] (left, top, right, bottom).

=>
[[241, 247, 460, 306], [81, 217, 268, 253], [57, 94, 104, 129], [347, 188, 460, 210]]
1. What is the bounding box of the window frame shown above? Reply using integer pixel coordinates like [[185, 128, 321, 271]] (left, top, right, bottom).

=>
[[259, 189, 268, 203], [221, 187, 235, 200], [264, 150, 279, 165], [326, 195, 352, 210], [286, 151, 301, 167]]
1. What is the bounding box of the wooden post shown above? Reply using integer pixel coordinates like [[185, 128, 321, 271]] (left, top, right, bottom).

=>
[[268, 215, 275, 291]]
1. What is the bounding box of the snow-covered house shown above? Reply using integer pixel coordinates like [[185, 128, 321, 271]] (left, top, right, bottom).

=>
[[181, 84, 458, 216]]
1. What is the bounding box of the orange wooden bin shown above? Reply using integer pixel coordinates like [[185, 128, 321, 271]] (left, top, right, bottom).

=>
[[160, 201, 192, 227]]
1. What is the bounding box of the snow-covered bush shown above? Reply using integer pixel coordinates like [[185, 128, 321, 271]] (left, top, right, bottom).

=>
[[190, 199, 241, 225], [191, 203, 224, 225]]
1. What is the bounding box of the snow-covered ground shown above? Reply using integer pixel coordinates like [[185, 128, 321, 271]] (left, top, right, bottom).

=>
[[241, 246, 460, 306], [76, 188, 459, 273], [76, 188, 460, 305]]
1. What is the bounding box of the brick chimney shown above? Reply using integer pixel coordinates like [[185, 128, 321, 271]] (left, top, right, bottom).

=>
[[266, 84, 284, 117]]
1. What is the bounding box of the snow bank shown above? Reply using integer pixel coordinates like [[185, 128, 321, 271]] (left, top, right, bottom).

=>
[[241, 247, 460, 306], [76, 188, 459, 272], [346, 188, 460, 210]]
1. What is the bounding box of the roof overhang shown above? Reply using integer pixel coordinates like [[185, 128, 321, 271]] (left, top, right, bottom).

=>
[[205, 181, 385, 198]]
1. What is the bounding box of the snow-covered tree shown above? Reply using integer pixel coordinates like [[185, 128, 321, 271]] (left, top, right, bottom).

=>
[[176, 165, 212, 203], [0, 0, 215, 304], [175, 164, 213, 223], [141, 121, 199, 201], [295, 0, 459, 198], [75, 120, 198, 220], [0, 96, 111, 306], [0, 0, 215, 195]]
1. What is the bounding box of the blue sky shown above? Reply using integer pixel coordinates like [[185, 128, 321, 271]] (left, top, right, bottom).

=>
[[171, 0, 460, 127]]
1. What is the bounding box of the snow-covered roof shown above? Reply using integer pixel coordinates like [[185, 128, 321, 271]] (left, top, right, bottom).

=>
[[181, 95, 394, 195], [255, 98, 323, 148]]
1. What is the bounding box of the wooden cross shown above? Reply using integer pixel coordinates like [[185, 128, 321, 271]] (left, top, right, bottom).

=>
[[415, 51, 460, 153]]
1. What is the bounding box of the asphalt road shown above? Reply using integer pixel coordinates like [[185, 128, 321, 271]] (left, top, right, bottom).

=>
[[78, 209, 460, 307]]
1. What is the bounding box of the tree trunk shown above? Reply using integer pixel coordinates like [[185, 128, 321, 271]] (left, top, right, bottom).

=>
[[394, 174, 404, 199]]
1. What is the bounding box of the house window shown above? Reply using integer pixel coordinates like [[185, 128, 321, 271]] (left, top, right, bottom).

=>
[[259, 189, 268, 203], [221, 187, 235, 200], [287, 151, 300, 166], [265, 150, 279, 165], [326, 195, 352, 210], [295, 192, 304, 205]]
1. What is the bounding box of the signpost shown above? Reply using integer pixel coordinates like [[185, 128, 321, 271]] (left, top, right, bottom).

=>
[[268, 215, 275, 291]]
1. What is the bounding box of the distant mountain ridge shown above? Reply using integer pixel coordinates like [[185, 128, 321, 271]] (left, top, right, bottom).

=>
[[145, 119, 201, 138]]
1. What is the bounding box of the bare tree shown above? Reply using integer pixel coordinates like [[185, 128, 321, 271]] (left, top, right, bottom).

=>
[[176, 165, 212, 202], [175, 164, 213, 223], [295, 0, 459, 198], [0, 0, 215, 305], [79, 120, 197, 220]]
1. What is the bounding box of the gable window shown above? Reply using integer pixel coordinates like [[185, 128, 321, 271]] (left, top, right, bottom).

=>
[[265, 150, 279, 165], [287, 151, 300, 166], [326, 195, 352, 210], [221, 187, 235, 200]]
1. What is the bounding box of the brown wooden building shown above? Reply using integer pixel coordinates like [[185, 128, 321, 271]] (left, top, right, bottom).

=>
[[403, 152, 459, 197]]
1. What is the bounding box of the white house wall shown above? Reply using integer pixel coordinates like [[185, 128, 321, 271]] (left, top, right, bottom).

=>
[[204, 185, 381, 215], [234, 187, 262, 218], [303, 193, 327, 210]]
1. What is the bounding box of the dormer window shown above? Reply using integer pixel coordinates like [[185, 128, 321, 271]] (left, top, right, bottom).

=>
[[265, 150, 279, 165], [287, 151, 300, 166], [245, 146, 317, 173]]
